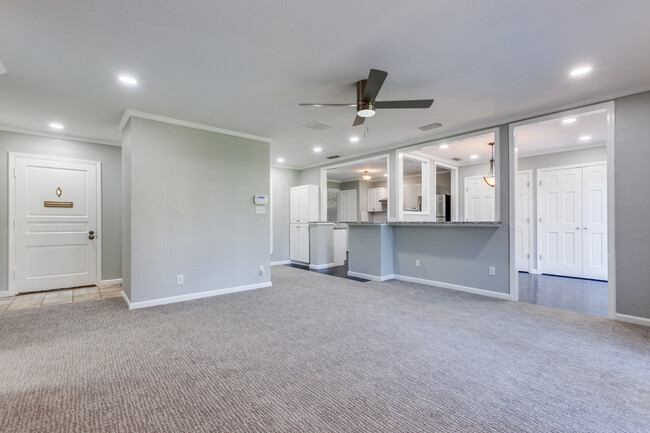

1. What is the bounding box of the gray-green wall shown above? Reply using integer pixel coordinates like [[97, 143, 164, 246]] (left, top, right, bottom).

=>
[[614, 91, 650, 319], [270, 166, 300, 263], [0, 130, 122, 292], [123, 118, 270, 303]]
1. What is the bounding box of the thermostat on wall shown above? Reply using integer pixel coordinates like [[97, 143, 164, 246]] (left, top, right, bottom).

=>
[[254, 194, 268, 205]]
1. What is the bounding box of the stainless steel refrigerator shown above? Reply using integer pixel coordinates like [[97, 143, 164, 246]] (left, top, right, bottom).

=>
[[436, 194, 451, 222]]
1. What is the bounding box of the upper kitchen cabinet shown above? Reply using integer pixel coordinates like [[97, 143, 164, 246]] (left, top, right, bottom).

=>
[[367, 187, 387, 212], [290, 184, 320, 223]]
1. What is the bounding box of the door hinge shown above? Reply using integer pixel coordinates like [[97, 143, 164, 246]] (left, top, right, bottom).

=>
[[13, 219, 16, 228], [13, 269, 16, 279], [539, 180, 542, 186], [527, 254, 530, 259], [13, 168, 16, 178], [539, 254, 542, 260], [527, 181, 530, 187], [527, 217, 530, 223]]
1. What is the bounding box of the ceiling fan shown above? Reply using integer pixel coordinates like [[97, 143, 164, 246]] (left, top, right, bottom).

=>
[[300, 69, 434, 126]]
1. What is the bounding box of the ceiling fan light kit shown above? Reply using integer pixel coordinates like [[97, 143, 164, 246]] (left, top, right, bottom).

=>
[[300, 69, 434, 127]]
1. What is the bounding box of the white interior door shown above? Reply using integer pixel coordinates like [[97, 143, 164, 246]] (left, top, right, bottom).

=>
[[13, 155, 99, 293], [515, 171, 532, 271], [539, 167, 583, 278], [464, 176, 495, 221], [582, 165, 608, 280]]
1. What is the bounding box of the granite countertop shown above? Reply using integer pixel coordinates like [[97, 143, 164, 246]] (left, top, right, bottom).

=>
[[348, 221, 502, 227]]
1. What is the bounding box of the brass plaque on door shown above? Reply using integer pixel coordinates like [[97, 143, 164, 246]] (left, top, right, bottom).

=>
[[44, 201, 73, 208]]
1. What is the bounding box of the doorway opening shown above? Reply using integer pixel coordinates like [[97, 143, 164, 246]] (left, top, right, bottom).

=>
[[510, 103, 614, 318]]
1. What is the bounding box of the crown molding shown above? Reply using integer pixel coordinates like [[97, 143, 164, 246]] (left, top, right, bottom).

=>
[[0, 125, 119, 147], [119, 110, 272, 143]]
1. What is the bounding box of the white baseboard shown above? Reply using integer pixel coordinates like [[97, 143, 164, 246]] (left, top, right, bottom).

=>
[[124, 282, 272, 310], [392, 274, 511, 300], [530, 268, 542, 275], [0, 290, 13, 298], [615, 313, 650, 327], [309, 262, 336, 270], [271, 260, 291, 266], [99, 278, 123, 287], [121, 290, 131, 307], [347, 271, 395, 281]]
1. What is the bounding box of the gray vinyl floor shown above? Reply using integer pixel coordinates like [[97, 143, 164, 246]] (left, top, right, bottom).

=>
[[518, 272, 608, 317], [1, 266, 648, 432]]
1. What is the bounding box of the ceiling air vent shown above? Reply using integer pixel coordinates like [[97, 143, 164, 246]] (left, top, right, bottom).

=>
[[326, 155, 340, 160], [451, 157, 462, 161], [419, 122, 442, 131], [303, 120, 333, 131]]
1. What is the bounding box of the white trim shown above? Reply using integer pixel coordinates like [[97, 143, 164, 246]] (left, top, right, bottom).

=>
[[320, 153, 391, 222], [118, 110, 272, 143], [125, 282, 273, 310], [347, 271, 395, 281], [516, 169, 534, 274], [615, 313, 650, 327], [0, 291, 12, 298], [271, 260, 291, 266], [530, 268, 542, 275], [99, 278, 123, 287], [7, 152, 103, 294], [508, 101, 615, 315], [0, 125, 118, 147], [517, 142, 606, 160], [393, 274, 511, 300], [537, 160, 607, 173], [120, 290, 130, 306], [309, 262, 336, 270]]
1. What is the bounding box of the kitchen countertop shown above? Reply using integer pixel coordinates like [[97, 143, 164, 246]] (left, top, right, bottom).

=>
[[347, 221, 502, 227]]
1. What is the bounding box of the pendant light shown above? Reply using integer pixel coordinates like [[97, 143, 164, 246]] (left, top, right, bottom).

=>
[[361, 170, 372, 181], [483, 142, 496, 187]]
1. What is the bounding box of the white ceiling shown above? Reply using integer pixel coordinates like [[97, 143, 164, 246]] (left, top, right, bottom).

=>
[[326, 158, 388, 183], [1, 1, 649, 168], [514, 110, 607, 156]]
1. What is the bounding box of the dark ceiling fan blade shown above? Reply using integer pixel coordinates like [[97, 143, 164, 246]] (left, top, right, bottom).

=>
[[375, 99, 434, 109], [299, 103, 356, 107], [353, 115, 366, 127], [362, 69, 388, 101]]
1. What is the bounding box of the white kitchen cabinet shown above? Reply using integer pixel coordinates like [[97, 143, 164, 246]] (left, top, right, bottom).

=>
[[339, 189, 358, 222], [290, 185, 319, 223], [367, 187, 387, 212], [403, 184, 422, 211], [290, 224, 310, 262]]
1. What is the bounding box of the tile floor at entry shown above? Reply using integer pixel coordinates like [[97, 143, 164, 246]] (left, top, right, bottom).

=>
[[518, 272, 608, 318], [0, 285, 122, 312]]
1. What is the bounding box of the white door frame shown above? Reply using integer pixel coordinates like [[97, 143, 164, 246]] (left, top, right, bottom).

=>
[[508, 101, 615, 320], [7, 152, 103, 295], [535, 161, 607, 277], [515, 169, 533, 273]]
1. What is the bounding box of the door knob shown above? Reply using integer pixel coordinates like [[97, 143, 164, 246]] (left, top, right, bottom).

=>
[[89, 230, 95, 240]]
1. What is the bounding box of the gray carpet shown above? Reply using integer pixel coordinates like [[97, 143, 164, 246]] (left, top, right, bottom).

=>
[[1, 266, 649, 433]]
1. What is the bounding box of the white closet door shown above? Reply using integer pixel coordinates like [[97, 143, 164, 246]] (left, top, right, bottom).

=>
[[515, 171, 531, 271], [464, 176, 495, 222], [582, 165, 608, 280], [539, 167, 583, 278]]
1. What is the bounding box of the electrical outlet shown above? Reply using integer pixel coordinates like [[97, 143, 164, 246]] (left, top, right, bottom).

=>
[[489, 267, 496, 276], [177, 274, 184, 285], [259, 265, 265, 275], [415, 259, 420, 267], [255, 206, 265, 214]]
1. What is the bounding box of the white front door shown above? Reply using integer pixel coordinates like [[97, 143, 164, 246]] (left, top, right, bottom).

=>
[[464, 176, 495, 221], [515, 171, 532, 272], [13, 155, 100, 293], [539, 167, 583, 278], [582, 164, 608, 280]]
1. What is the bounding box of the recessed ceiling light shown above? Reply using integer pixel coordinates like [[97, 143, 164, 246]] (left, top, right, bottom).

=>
[[470, 154, 479, 159], [569, 65, 592, 77], [313, 147, 322, 153], [276, 157, 285, 163], [49, 122, 64, 130], [118, 75, 138, 85], [349, 136, 359, 143], [384, 173, 388, 177], [439, 143, 449, 149], [579, 135, 592, 141], [515, 148, 519, 152], [562, 118, 577, 125]]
